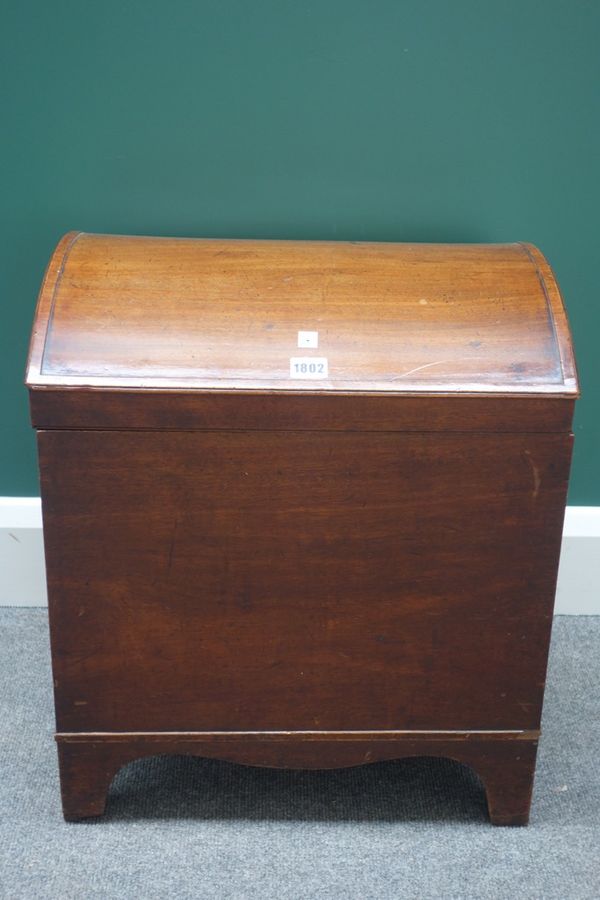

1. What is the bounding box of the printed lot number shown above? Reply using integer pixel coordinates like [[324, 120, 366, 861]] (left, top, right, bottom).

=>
[[289, 357, 329, 379]]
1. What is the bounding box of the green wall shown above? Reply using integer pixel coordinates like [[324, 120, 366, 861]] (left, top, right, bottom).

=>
[[2, 0, 598, 501]]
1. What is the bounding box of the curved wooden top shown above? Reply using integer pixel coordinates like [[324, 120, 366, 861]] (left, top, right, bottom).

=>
[[26, 232, 578, 396]]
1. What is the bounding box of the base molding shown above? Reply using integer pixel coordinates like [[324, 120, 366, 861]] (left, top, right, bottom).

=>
[[57, 728, 540, 743], [55, 729, 539, 826]]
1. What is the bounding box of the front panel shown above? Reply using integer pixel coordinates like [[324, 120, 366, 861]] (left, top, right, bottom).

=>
[[39, 429, 571, 734]]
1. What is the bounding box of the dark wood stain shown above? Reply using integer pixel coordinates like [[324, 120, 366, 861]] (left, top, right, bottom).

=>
[[26, 233, 578, 825]]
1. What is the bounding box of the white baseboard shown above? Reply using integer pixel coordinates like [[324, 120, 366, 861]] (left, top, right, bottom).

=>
[[0, 498, 46, 608], [1, 499, 598, 613], [555, 507, 600, 614]]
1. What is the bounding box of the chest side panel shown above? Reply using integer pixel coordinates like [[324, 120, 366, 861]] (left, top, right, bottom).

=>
[[39, 429, 571, 733]]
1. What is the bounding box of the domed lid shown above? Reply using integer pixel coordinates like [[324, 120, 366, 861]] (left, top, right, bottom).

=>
[[26, 232, 577, 395]]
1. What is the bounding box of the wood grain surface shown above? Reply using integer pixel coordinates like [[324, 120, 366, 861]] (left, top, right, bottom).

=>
[[55, 731, 539, 825], [28, 234, 578, 824], [40, 428, 571, 734], [26, 233, 578, 395], [28, 389, 576, 432]]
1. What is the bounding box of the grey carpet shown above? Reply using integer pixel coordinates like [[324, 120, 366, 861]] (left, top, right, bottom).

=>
[[0, 610, 598, 900]]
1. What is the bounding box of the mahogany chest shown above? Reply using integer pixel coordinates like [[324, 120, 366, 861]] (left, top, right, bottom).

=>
[[26, 233, 578, 824]]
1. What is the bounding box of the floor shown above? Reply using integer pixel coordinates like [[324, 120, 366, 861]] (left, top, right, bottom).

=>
[[1, 610, 598, 899]]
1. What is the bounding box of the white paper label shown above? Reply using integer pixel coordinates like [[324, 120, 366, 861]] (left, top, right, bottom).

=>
[[289, 357, 328, 379], [297, 330, 319, 348]]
